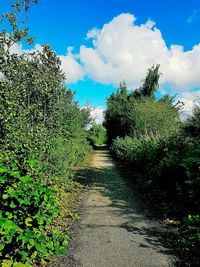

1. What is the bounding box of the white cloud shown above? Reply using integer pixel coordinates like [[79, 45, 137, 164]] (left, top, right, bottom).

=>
[[79, 13, 200, 91], [59, 47, 84, 83], [89, 106, 105, 124], [179, 90, 200, 114], [5, 15, 200, 104], [86, 28, 100, 40], [9, 43, 43, 55]]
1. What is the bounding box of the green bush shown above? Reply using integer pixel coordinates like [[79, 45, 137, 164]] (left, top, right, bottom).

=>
[[0, 1, 91, 265], [111, 134, 200, 263], [0, 153, 68, 266], [111, 135, 196, 203], [104, 68, 180, 144], [87, 124, 107, 147]]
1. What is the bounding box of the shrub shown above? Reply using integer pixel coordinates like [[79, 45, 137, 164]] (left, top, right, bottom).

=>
[[87, 124, 107, 147], [0, 152, 68, 265], [111, 134, 200, 263], [0, 1, 91, 265]]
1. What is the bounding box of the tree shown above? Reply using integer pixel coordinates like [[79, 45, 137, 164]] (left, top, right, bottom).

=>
[[0, 1, 91, 265], [88, 124, 107, 147], [104, 65, 180, 144], [130, 64, 161, 99], [104, 81, 130, 144], [184, 106, 200, 141]]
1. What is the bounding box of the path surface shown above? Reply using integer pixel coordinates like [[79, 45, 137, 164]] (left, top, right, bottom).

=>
[[71, 149, 176, 267]]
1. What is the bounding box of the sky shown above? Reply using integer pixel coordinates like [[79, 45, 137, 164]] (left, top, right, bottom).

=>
[[1, 0, 200, 123]]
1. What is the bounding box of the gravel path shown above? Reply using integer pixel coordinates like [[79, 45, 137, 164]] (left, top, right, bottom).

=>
[[52, 149, 177, 267]]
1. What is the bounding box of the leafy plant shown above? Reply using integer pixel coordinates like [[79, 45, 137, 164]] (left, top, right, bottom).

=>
[[0, 153, 68, 265], [87, 124, 107, 147], [0, 1, 91, 265]]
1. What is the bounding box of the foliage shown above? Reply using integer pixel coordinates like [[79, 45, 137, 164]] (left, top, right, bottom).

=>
[[105, 65, 200, 264], [0, 153, 68, 265], [131, 64, 161, 98], [111, 132, 200, 264], [87, 124, 107, 147], [183, 105, 200, 142], [104, 67, 180, 144], [0, 1, 91, 265], [111, 134, 192, 197]]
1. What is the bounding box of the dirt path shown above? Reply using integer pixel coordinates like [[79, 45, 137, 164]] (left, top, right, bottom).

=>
[[70, 149, 177, 267], [53, 149, 177, 267]]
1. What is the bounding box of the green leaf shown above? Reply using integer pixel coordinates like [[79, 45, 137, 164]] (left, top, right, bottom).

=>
[[25, 217, 33, 227], [0, 166, 9, 173], [56, 246, 67, 255], [29, 239, 35, 246], [6, 235, 12, 243], [6, 212, 13, 219], [37, 216, 44, 225], [18, 250, 28, 261], [28, 159, 36, 167], [18, 234, 28, 243], [19, 175, 31, 183], [46, 241, 54, 250], [23, 198, 30, 205], [17, 197, 24, 204], [0, 244, 5, 251], [13, 262, 31, 267], [10, 202, 17, 208], [2, 260, 13, 267], [0, 176, 7, 182], [35, 243, 43, 252], [26, 230, 35, 238]]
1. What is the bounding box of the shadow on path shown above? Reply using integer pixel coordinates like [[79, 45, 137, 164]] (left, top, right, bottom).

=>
[[50, 149, 178, 267], [87, 150, 176, 255]]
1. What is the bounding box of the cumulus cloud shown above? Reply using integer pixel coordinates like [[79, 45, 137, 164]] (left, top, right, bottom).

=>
[[179, 90, 200, 114], [59, 47, 84, 83], [9, 43, 43, 55], [5, 14, 200, 105], [79, 13, 200, 90], [89, 106, 105, 124]]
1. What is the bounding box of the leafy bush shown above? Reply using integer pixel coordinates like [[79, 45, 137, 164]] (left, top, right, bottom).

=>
[[87, 124, 107, 147], [0, 153, 68, 266], [0, 1, 91, 265], [111, 134, 196, 202], [105, 58, 199, 266], [104, 67, 181, 144], [111, 133, 200, 264]]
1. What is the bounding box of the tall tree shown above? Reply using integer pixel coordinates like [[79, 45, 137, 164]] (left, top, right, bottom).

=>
[[130, 64, 161, 99], [104, 65, 180, 144]]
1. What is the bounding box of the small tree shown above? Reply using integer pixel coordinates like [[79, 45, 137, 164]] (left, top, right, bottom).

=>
[[88, 124, 107, 147]]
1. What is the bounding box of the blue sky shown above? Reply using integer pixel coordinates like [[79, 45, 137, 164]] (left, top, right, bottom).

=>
[[26, 0, 200, 52], [1, 0, 200, 119]]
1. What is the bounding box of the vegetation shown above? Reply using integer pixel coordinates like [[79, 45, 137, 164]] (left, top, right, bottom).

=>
[[0, 1, 91, 265], [104, 69, 180, 144], [87, 124, 107, 147], [105, 66, 200, 265], [1, 1, 199, 265]]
